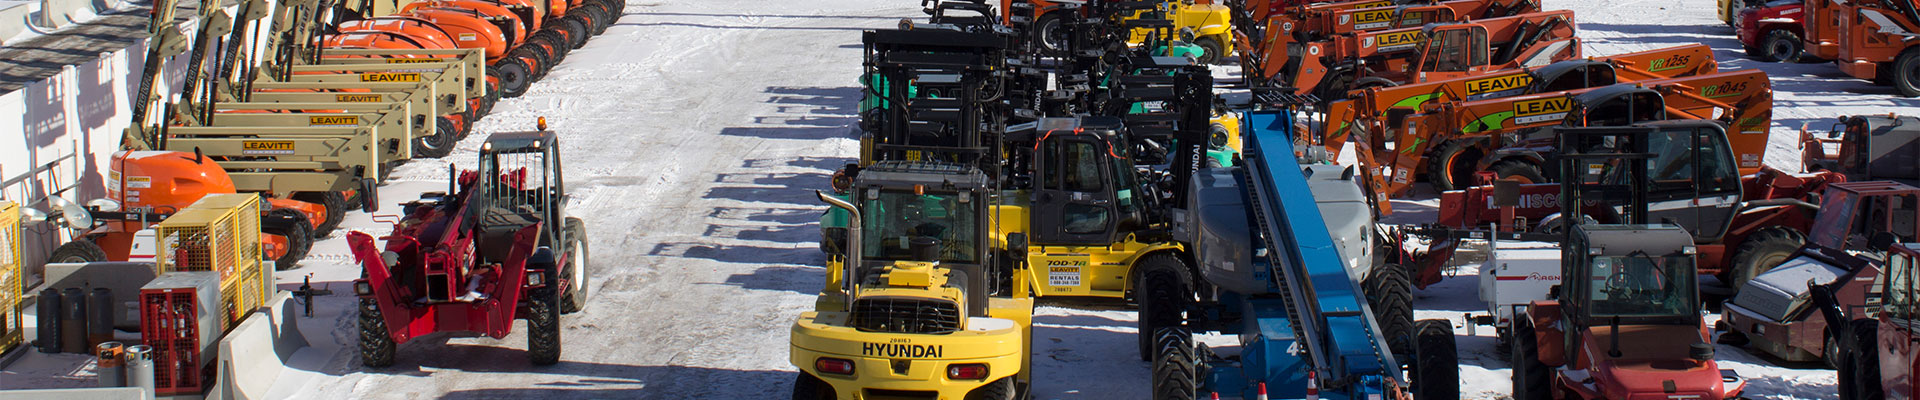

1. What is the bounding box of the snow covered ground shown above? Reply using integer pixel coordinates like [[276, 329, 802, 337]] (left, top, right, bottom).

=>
[[7, 0, 1915, 398]]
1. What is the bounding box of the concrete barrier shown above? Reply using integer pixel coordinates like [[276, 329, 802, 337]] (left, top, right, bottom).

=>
[[0, 387, 148, 400], [38, 0, 91, 29], [0, 0, 32, 43], [206, 291, 306, 400]]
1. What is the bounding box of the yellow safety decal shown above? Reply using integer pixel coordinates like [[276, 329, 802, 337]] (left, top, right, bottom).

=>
[[242, 141, 296, 155], [1512, 97, 1572, 124], [310, 116, 360, 126], [1350, 9, 1396, 29], [1464, 74, 1533, 97], [125, 176, 152, 189], [1370, 30, 1422, 51], [359, 72, 421, 82], [335, 94, 383, 102], [385, 58, 444, 64]]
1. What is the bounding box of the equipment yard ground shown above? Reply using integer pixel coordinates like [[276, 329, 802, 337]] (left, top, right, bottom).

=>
[[2, 0, 1913, 398]]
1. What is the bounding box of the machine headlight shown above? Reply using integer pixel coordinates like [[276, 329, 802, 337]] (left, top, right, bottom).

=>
[[87, 199, 121, 212], [527, 272, 545, 287], [354, 281, 373, 296]]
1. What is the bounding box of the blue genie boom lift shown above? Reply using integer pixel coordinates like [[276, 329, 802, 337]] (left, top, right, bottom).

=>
[[1150, 96, 1458, 400]]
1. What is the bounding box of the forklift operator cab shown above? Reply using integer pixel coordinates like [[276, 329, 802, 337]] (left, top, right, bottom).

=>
[[864, 189, 980, 264], [1587, 123, 1744, 241], [1809, 188, 1920, 251], [1029, 117, 1146, 246], [1420, 24, 1489, 74], [1588, 251, 1699, 318]]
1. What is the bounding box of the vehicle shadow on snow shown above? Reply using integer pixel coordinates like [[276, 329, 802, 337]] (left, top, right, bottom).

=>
[[413, 351, 795, 399], [647, 242, 819, 265], [719, 86, 861, 140], [620, 11, 907, 20], [708, 206, 826, 225], [717, 264, 826, 295]]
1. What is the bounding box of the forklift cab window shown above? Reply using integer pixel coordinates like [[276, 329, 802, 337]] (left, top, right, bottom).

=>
[[861, 190, 979, 263], [1891, 194, 1918, 242], [1885, 250, 1914, 319], [1692, 128, 1741, 196], [1589, 253, 1698, 319], [1420, 27, 1486, 72], [1052, 140, 1113, 234], [1811, 189, 1859, 249]]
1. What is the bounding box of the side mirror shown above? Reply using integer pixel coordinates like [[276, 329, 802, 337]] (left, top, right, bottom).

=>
[[1007, 232, 1029, 256], [1871, 231, 1899, 252]]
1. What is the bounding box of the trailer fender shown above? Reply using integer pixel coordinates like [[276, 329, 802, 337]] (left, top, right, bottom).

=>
[[1527, 302, 1566, 367]]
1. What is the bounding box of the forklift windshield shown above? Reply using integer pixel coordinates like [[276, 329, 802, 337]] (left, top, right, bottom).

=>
[[861, 189, 979, 263], [1588, 252, 1698, 318]]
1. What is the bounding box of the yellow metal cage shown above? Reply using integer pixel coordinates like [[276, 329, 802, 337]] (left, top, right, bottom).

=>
[[154, 194, 267, 330], [0, 201, 22, 354]]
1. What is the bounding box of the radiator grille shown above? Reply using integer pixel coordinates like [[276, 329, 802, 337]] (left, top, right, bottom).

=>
[[849, 297, 960, 334]]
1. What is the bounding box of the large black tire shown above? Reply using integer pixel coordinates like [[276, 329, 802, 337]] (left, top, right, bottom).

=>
[[560, 15, 591, 49], [1427, 139, 1485, 191], [1364, 266, 1415, 358], [48, 239, 107, 263], [530, 30, 570, 64], [1487, 159, 1548, 184], [291, 191, 348, 238], [526, 281, 562, 365], [480, 66, 503, 116], [496, 53, 535, 98], [264, 208, 313, 270], [1150, 326, 1197, 400], [1729, 227, 1805, 293], [1760, 29, 1804, 62], [1411, 319, 1460, 400], [358, 298, 396, 367], [1193, 36, 1224, 65], [1134, 254, 1192, 362], [1349, 76, 1399, 99], [413, 117, 458, 159], [588, 1, 616, 34], [965, 376, 1017, 400], [1894, 48, 1920, 97], [561, 217, 590, 314], [1315, 71, 1359, 103], [1034, 14, 1069, 55], [1510, 318, 1552, 400], [1850, 319, 1884, 400], [791, 372, 835, 400]]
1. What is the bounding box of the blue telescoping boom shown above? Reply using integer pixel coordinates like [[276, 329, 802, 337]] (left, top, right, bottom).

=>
[[1173, 108, 1409, 399]]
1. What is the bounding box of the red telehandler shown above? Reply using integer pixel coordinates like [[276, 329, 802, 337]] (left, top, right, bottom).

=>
[[350, 119, 591, 366]]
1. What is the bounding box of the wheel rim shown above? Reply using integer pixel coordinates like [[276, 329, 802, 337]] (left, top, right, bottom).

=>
[[1769, 39, 1794, 60], [569, 238, 584, 293], [1907, 60, 1920, 88], [501, 62, 531, 94], [1040, 19, 1067, 52]]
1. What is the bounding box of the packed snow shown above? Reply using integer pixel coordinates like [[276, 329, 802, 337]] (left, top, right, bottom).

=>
[[7, 0, 1916, 398]]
